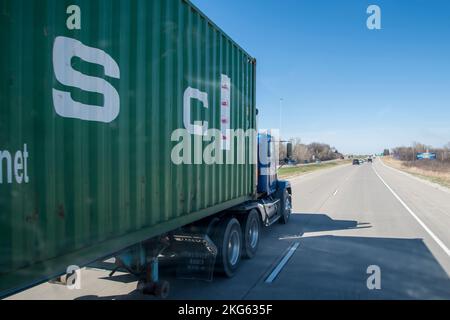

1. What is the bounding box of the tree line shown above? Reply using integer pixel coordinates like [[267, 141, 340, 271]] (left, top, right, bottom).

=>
[[279, 138, 344, 164], [391, 142, 450, 162]]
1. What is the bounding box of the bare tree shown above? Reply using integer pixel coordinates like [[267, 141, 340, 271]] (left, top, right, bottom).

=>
[[444, 142, 450, 150], [280, 137, 344, 164], [293, 144, 311, 163]]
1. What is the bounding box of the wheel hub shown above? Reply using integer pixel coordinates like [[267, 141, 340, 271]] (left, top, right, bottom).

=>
[[248, 219, 259, 248], [228, 229, 240, 266]]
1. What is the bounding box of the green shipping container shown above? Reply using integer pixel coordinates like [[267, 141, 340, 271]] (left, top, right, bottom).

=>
[[0, 0, 256, 296]]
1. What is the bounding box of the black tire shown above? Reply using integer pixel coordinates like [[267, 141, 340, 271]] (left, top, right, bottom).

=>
[[154, 281, 170, 299], [239, 210, 261, 259], [212, 217, 242, 278], [279, 190, 292, 224], [140, 280, 170, 299]]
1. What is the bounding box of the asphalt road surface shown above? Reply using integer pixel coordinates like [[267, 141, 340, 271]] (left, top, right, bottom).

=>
[[8, 158, 450, 300]]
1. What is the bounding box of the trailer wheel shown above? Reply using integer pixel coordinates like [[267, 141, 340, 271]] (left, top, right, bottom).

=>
[[154, 281, 170, 299], [212, 217, 242, 278], [240, 210, 261, 259], [140, 280, 170, 299], [279, 190, 292, 224]]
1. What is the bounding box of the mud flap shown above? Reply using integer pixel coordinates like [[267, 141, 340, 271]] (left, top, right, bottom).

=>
[[172, 234, 218, 282]]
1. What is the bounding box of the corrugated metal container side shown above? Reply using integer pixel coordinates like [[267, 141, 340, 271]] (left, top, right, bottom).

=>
[[0, 0, 256, 296]]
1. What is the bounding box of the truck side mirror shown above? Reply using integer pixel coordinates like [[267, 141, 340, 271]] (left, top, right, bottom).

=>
[[286, 143, 293, 159]]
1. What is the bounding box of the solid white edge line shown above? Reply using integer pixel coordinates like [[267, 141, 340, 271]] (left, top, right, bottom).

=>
[[373, 165, 450, 257], [265, 242, 300, 283], [379, 158, 450, 195]]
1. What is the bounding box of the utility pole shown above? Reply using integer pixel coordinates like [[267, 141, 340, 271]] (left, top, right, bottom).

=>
[[279, 98, 283, 137]]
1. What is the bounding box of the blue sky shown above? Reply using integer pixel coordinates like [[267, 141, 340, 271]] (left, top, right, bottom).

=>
[[191, 0, 450, 154]]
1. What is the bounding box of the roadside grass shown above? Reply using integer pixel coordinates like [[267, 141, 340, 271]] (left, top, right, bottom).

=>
[[382, 157, 450, 189], [278, 160, 351, 179]]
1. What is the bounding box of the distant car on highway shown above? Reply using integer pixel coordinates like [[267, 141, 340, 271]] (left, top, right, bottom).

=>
[[353, 159, 360, 165]]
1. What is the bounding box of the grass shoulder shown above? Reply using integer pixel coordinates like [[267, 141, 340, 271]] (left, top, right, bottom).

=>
[[278, 160, 351, 179], [381, 156, 450, 189]]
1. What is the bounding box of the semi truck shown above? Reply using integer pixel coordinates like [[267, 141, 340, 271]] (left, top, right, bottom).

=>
[[0, 0, 292, 298]]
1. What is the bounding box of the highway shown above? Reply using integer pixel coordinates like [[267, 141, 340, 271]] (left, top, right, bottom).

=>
[[8, 158, 450, 300]]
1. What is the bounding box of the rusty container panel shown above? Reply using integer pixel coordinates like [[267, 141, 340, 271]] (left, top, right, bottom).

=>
[[0, 0, 256, 296]]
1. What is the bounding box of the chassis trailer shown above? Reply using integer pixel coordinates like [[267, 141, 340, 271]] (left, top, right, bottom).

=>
[[0, 0, 292, 298]]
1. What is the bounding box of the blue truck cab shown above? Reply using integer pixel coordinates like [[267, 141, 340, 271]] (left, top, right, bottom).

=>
[[255, 132, 292, 226], [257, 132, 278, 195]]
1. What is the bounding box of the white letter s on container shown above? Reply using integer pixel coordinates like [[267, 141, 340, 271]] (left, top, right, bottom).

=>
[[52, 36, 120, 123]]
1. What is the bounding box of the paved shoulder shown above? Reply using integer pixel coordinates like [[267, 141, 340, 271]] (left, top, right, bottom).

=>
[[373, 159, 450, 267]]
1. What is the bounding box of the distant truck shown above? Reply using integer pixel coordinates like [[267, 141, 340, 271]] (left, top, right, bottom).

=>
[[0, 0, 292, 298]]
